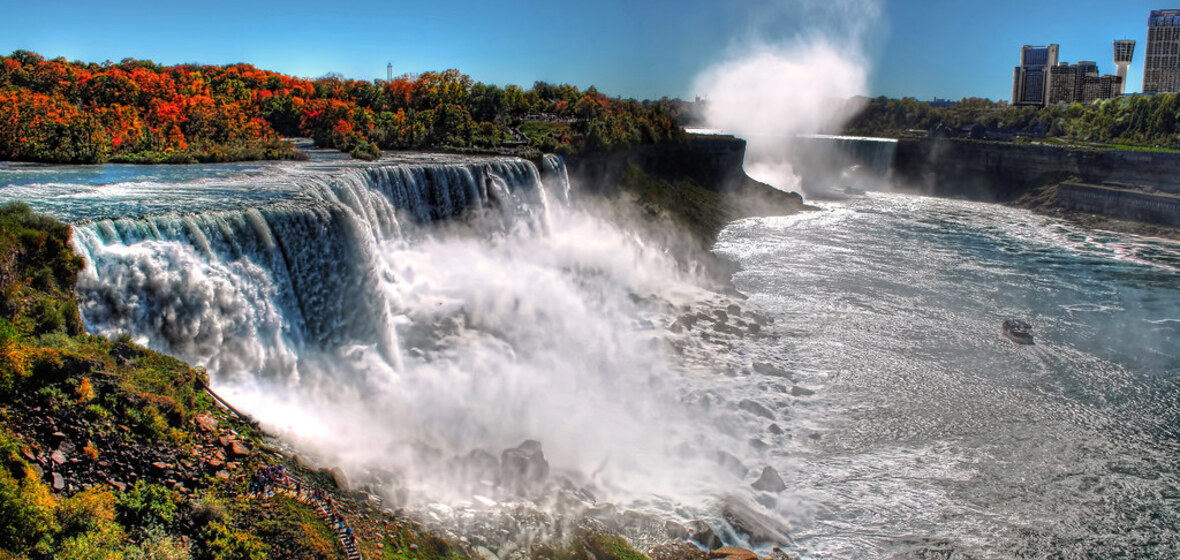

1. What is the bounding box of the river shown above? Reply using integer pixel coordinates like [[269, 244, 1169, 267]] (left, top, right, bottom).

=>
[[714, 193, 1180, 558], [2, 153, 1179, 558]]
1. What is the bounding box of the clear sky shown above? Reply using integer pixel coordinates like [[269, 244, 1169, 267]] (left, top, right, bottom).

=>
[[0, 0, 1170, 102]]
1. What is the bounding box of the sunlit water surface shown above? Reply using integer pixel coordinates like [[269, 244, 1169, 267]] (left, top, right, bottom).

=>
[[5, 157, 1180, 558], [713, 192, 1180, 558]]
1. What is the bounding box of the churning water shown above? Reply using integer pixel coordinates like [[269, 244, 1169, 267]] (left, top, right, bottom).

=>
[[4, 153, 1180, 558], [714, 194, 1180, 558]]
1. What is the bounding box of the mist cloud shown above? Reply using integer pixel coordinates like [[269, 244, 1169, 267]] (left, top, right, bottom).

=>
[[692, 0, 883, 191]]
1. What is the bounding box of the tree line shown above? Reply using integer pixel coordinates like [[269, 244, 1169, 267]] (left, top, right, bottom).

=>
[[0, 50, 684, 163], [842, 94, 1180, 149]]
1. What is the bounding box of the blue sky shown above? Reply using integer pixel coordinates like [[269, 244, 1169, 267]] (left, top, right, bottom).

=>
[[0, 0, 1169, 102]]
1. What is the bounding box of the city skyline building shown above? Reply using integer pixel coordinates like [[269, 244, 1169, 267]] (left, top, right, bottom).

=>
[[1113, 39, 1136, 95], [1012, 44, 1059, 106], [1048, 57, 1125, 105], [1144, 9, 1180, 93]]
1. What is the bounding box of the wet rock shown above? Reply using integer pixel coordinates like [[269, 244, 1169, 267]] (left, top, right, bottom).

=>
[[715, 451, 748, 478], [752, 466, 787, 494], [228, 440, 251, 458], [331, 467, 351, 492], [713, 323, 746, 336], [294, 454, 314, 470], [665, 519, 690, 540], [748, 438, 769, 452], [752, 362, 793, 380], [768, 424, 783, 435], [585, 503, 622, 532], [473, 546, 499, 560], [651, 542, 709, 560], [712, 547, 758, 560], [194, 413, 218, 433], [739, 400, 775, 420], [721, 496, 792, 547], [789, 386, 815, 397], [686, 519, 723, 550], [746, 323, 762, 335], [459, 449, 500, 486], [110, 342, 144, 365], [768, 547, 800, 560], [20, 447, 36, 462], [500, 440, 549, 494], [715, 310, 729, 323], [51, 450, 66, 465], [108, 479, 126, 492], [52, 472, 65, 491]]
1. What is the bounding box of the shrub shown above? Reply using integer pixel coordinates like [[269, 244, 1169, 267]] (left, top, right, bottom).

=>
[[349, 139, 381, 161], [198, 522, 268, 560], [0, 430, 58, 556], [0, 320, 30, 394], [77, 377, 95, 402], [117, 480, 180, 529]]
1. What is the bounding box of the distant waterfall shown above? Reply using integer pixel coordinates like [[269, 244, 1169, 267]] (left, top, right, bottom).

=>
[[790, 135, 898, 196]]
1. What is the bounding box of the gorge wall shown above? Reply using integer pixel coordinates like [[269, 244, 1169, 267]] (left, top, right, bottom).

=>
[[891, 137, 1180, 227], [563, 135, 808, 225]]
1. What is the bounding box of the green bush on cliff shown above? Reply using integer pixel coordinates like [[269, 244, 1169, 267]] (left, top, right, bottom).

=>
[[0, 202, 84, 337], [618, 162, 731, 243], [117, 480, 181, 529], [0, 319, 31, 394], [0, 429, 58, 556]]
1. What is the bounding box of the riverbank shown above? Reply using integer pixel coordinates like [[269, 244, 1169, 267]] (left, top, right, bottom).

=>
[[892, 136, 1180, 240]]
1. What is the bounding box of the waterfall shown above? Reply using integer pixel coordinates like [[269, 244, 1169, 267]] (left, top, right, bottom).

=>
[[789, 135, 898, 196], [72, 158, 556, 383], [55, 153, 789, 549]]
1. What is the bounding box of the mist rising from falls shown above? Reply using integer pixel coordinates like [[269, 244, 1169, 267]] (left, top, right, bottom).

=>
[[68, 155, 771, 546], [691, 0, 883, 194]]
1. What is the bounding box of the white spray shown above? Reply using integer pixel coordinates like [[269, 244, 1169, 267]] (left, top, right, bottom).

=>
[[692, 0, 883, 193]]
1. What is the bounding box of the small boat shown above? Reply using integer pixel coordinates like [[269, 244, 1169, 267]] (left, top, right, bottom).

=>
[[1002, 318, 1034, 345]]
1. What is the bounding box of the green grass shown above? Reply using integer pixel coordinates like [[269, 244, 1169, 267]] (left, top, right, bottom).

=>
[[379, 525, 465, 560], [1031, 137, 1180, 153], [618, 162, 733, 243], [517, 120, 572, 153]]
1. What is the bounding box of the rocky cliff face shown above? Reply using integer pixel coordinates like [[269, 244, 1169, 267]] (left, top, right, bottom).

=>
[[893, 137, 1180, 200], [563, 135, 806, 223], [892, 137, 1180, 230]]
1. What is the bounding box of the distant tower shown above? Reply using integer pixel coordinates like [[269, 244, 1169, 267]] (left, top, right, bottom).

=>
[[1012, 44, 1059, 106], [1113, 40, 1136, 95], [387, 62, 393, 82], [1144, 10, 1180, 93]]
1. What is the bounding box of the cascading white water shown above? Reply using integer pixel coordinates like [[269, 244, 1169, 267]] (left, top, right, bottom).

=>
[[63, 155, 778, 550]]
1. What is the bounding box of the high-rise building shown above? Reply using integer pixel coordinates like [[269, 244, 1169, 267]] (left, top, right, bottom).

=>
[[1113, 40, 1136, 95], [387, 62, 393, 82], [1048, 60, 1125, 105], [1144, 10, 1180, 93], [1012, 44, 1059, 106]]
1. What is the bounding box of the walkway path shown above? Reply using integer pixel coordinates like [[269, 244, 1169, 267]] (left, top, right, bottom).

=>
[[251, 465, 364, 560]]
